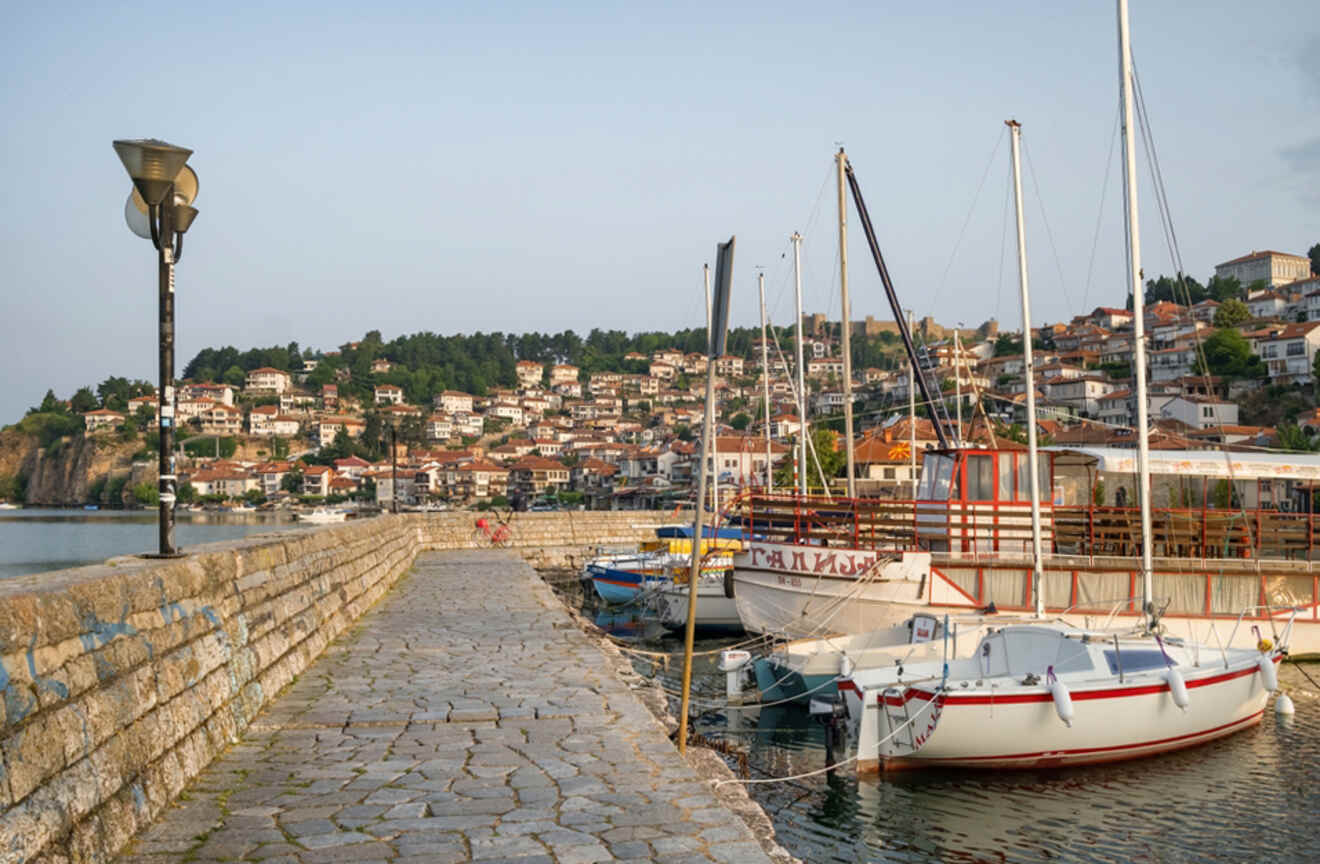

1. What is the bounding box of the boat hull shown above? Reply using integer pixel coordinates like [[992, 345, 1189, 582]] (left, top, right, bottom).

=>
[[655, 582, 743, 633], [849, 658, 1274, 773], [733, 539, 1320, 656], [588, 564, 666, 605]]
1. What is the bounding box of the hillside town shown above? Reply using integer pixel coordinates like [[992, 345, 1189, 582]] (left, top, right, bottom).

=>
[[30, 248, 1320, 512]]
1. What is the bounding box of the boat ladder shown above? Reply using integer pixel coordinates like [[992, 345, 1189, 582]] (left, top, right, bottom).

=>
[[915, 343, 956, 443], [880, 686, 918, 756]]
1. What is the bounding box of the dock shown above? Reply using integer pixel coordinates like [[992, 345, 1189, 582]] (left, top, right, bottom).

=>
[[111, 549, 779, 863]]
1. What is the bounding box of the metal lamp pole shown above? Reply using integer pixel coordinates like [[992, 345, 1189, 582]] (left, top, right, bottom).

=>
[[114, 139, 199, 558]]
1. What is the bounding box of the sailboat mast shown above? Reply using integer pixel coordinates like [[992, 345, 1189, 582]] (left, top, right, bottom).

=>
[[1007, 119, 1046, 619], [792, 232, 808, 497], [954, 329, 963, 447], [837, 149, 856, 498], [1118, 0, 1155, 628], [705, 264, 719, 514], [759, 271, 773, 491], [908, 309, 917, 497]]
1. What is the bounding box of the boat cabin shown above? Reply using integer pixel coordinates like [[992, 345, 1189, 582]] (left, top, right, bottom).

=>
[[915, 445, 1320, 559]]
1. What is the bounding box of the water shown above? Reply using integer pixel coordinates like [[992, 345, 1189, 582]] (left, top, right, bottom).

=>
[[0, 508, 310, 578], [557, 578, 1320, 864]]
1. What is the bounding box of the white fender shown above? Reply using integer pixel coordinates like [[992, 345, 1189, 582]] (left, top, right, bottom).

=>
[[1165, 667, 1190, 710], [1275, 691, 1295, 715], [839, 653, 856, 678], [1257, 654, 1278, 692], [1050, 678, 1074, 728]]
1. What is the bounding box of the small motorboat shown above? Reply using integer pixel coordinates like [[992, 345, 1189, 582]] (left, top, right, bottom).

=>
[[296, 507, 348, 524]]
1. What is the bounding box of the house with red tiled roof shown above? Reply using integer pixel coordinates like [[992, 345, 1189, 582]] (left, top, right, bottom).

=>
[[245, 367, 292, 394], [1256, 321, 1320, 383], [83, 408, 124, 432]]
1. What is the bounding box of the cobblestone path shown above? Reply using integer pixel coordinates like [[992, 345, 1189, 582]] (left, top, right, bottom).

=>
[[114, 550, 774, 863]]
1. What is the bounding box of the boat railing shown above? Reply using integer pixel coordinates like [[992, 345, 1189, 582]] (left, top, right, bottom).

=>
[[738, 493, 1318, 561], [1227, 603, 1302, 652]]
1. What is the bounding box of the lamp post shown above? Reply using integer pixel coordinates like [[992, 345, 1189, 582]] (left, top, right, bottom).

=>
[[113, 139, 199, 557]]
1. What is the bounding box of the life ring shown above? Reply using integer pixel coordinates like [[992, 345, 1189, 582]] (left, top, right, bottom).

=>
[[723, 569, 735, 599]]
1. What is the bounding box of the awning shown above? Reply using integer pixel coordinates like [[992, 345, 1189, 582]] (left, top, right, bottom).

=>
[[1043, 446, 1320, 481]]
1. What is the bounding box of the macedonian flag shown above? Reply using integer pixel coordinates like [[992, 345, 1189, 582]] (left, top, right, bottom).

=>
[[887, 441, 911, 460]]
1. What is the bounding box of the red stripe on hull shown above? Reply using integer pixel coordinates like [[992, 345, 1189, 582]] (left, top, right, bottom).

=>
[[877, 709, 1265, 772]]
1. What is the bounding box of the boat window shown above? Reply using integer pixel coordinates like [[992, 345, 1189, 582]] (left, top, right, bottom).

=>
[[998, 454, 1013, 501], [1016, 453, 1050, 501], [966, 455, 994, 501], [920, 454, 956, 501], [1103, 649, 1173, 675]]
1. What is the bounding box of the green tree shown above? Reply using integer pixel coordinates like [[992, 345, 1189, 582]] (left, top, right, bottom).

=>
[[1310, 242, 1320, 276], [1198, 328, 1264, 379], [131, 481, 159, 506], [36, 390, 62, 414], [1206, 274, 1243, 302], [1212, 298, 1250, 328], [222, 365, 246, 387], [1275, 423, 1317, 452], [70, 387, 97, 413], [281, 468, 304, 493], [773, 427, 843, 488], [730, 412, 751, 431], [177, 482, 197, 503]]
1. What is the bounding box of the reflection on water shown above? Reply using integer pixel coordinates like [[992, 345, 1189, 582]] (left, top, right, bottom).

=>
[[0, 508, 312, 578], [569, 577, 1320, 864]]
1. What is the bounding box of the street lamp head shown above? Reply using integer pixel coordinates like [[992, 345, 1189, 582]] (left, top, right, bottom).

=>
[[112, 139, 193, 207], [174, 205, 199, 234]]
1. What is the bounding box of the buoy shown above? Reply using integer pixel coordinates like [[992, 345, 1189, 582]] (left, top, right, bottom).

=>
[[1166, 667, 1190, 710], [1257, 654, 1278, 692], [723, 569, 735, 599], [1050, 677, 1074, 728], [1276, 692, 1296, 715], [840, 653, 856, 678]]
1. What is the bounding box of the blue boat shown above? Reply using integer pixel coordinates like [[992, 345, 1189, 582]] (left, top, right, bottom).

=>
[[586, 557, 667, 605]]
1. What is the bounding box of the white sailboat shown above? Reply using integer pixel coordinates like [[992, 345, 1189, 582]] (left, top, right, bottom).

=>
[[837, 0, 1291, 773]]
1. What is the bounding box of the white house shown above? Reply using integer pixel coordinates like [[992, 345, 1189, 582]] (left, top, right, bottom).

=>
[[434, 391, 474, 414], [1247, 291, 1288, 320], [248, 405, 301, 437], [245, 367, 292, 394], [1214, 250, 1312, 289], [515, 361, 543, 388], [1149, 346, 1197, 382], [1160, 395, 1240, 430], [1257, 322, 1320, 383], [549, 364, 579, 386], [1043, 377, 1118, 417], [426, 416, 453, 441], [83, 409, 124, 432], [314, 416, 365, 446], [374, 384, 403, 405]]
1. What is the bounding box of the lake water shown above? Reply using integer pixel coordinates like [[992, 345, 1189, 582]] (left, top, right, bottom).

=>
[[565, 585, 1320, 864], [0, 508, 310, 578]]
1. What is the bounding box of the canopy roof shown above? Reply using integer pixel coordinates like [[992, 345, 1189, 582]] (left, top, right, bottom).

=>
[[1043, 446, 1320, 481]]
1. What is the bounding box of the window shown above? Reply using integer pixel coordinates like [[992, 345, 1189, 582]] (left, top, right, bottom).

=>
[[966, 455, 995, 501], [883, 467, 896, 480], [1202, 406, 1213, 418], [1287, 341, 1305, 357]]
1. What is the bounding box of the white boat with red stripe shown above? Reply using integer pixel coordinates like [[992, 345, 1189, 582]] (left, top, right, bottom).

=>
[[840, 614, 1291, 773]]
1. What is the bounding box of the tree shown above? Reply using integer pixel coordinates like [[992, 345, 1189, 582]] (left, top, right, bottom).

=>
[[1199, 328, 1264, 378], [730, 412, 751, 431], [1310, 242, 1320, 276], [35, 390, 62, 414], [1212, 298, 1250, 328], [281, 468, 304, 493], [773, 427, 844, 488], [1276, 423, 1318, 452], [70, 387, 97, 414], [222, 365, 246, 387], [131, 481, 159, 506]]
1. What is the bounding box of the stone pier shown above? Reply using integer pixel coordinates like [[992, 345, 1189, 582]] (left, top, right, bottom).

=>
[[113, 550, 774, 863], [0, 511, 701, 863]]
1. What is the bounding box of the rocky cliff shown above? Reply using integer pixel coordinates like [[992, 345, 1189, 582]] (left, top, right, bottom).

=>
[[0, 427, 140, 506]]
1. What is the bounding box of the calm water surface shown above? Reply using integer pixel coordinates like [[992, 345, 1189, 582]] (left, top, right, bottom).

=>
[[571, 587, 1320, 864], [0, 508, 312, 578]]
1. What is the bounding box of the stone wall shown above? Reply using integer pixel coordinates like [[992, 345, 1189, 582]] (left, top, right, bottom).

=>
[[0, 510, 676, 863]]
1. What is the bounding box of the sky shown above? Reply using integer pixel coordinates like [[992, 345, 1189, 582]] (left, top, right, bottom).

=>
[[2, 1, 1316, 423]]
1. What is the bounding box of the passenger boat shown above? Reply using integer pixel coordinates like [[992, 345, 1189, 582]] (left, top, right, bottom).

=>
[[841, 615, 1290, 772], [732, 445, 1320, 654]]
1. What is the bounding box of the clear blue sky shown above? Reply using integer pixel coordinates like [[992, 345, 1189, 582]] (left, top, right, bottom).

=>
[[2, 1, 1316, 422]]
